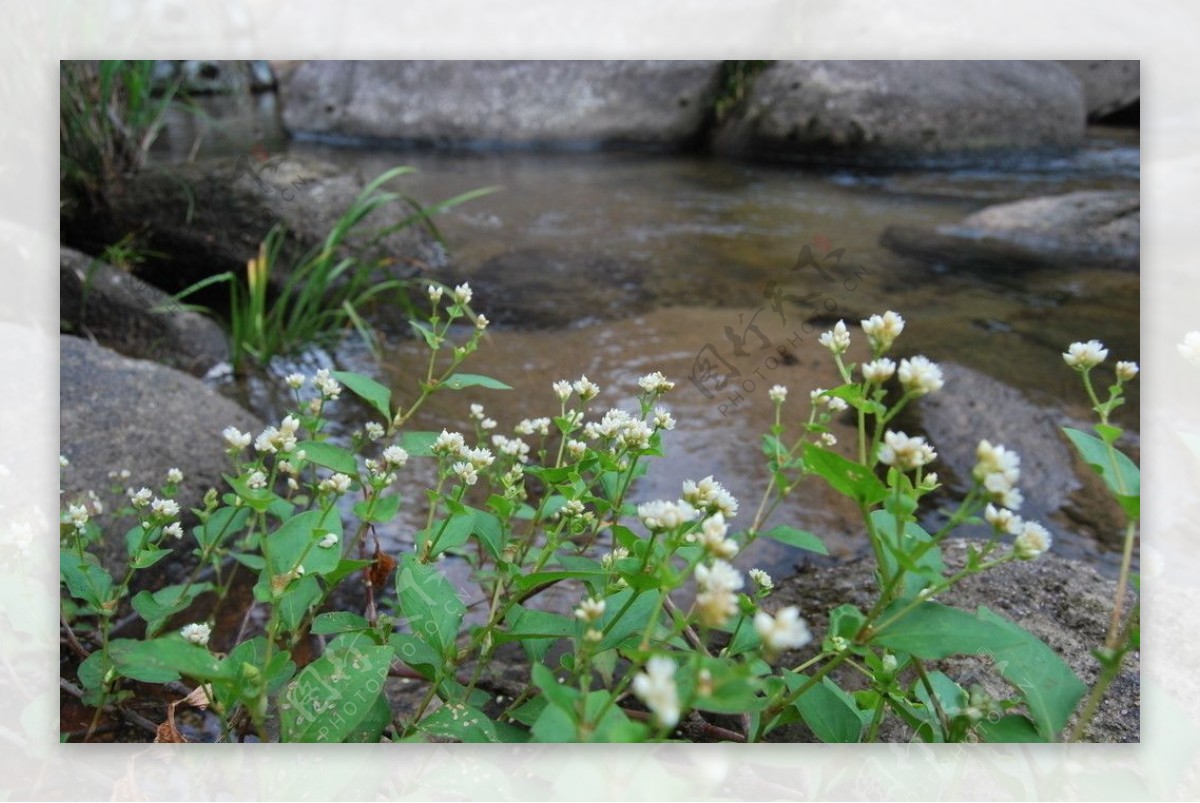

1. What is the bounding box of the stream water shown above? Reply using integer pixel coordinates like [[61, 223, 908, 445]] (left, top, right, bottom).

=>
[[162, 104, 1139, 584]]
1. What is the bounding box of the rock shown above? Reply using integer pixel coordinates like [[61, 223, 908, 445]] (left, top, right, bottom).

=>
[[150, 60, 276, 95], [280, 61, 722, 147], [441, 248, 653, 328], [714, 61, 1086, 164], [881, 190, 1139, 272], [60, 247, 227, 376], [63, 154, 447, 297], [769, 539, 1138, 743], [1057, 61, 1139, 122], [59, 336, 264, 575]]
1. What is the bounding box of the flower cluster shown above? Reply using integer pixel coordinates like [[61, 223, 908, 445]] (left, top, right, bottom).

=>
[[818, 320, 851, 355], [754, 606, 812, 654], [637, 499, 698, 532], [974, 440, 1023, 510], [694, 559, 743, 628], [861, 311, 905, 352], [681, 476, 739, 518], [1062, 340, 1108, 370], [898, 356, 944, 396], [632, 657, 680, 729], [877, 431, 937, 471]]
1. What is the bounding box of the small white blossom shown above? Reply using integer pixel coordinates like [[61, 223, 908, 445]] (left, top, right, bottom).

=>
[[475, 314, 489, 330], [163, 522, 184, 540], [754, 606, 812, 654], [694, 559, 744, 628], [826, 396, 848, 413], [819, 432, 837, 447], [151, 498, 180, 518], [566, 439, 588, 460], [464, 446, 495, 470], [428, 284, 444, 305], [652, 406, 676, 431], [319, 473, 352, 494], [749, 568, 774, 592], [67, 504, 89, 531], [469, 403, 485, 421], [898, 356, 944, 396], [696, 513, 738, 559], [129, 487, 153, 508], [453, 283, 473, 305], [862, 358, 897, 384], [632, 657, 680, 729], [637, 499, 698, 531], [285, 372, 305, 390], [223, 427, 252, 450], [318, 533, 339, 549], [877, 431, 937, 471], [164, 468, 184, 484], [682, 475, 739, 518], [984, 504, 1022, 535], [818, 320, 851, 354], [1013, 521, 1052, 560], [432, 430, 467, 458], [364, 422, 385, 441], [861, 311, 905, 352], [1062, 340, 1108, 370], [638, 371, 675, 395], [312, 368, 342, 400], [246, 470, 268, 490], [1116, 361, 1139, 381], [59, 455, 70, 468], [382, 445, 408, 467], [573, 375, 600, 402], [553, 380, 573, 402], [768, 384, 788, 403], [453, 462, 479, 486], [601, 547, 630, 569], [575, 597, 606, 623], [180, 622, 211, 647]]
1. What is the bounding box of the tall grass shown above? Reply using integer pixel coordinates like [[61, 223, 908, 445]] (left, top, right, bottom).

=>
[[174, 166, 496, 370]]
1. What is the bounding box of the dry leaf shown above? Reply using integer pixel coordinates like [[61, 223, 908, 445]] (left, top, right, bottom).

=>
[[365, 543, 397, 589]]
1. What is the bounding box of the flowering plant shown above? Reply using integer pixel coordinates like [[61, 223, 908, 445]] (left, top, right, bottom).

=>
[[59, 286, 1137, 743]]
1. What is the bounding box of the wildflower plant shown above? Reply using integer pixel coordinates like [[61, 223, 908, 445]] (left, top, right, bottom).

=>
[[60, 293, 1135, 743]]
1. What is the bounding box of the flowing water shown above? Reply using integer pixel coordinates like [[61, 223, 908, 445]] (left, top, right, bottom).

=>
[[167, 107, 1139, 583]]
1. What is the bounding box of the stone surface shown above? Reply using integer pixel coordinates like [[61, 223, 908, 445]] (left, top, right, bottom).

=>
[[151, 60, 276, 94], [280, 61, 722, 147], [881, 190, 1139, 272], [714, 60, 1086, 164], [64, 154, 447, 297], [60, 247, 227, 376], [768, 539, 1138, 743], [1057, 60, 1139, 121], [59, 336, 263, 575]]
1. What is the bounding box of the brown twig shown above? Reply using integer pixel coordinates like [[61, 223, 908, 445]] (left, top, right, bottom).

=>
[[60, 678, 158, 738]]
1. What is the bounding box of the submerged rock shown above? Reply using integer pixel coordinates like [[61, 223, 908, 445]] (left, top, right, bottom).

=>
[[1057, 60, 1139, 122], [881, 190, 1139, 273], [714, 60, 1086, 165], [59, 336, 263, 575], [60, 247, 227, 376], [280, 60, 722, 148]]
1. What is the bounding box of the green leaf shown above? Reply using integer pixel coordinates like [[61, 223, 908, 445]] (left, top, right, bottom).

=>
[[870, 510, 945, 600], [345, 694, 393, 743], [804, 444, 887, 505], [331, 370, 392, 420], [976, 714, 1047, 743], [758, 525, 828, 555], [409, 320, 440, 349], [418, 703, 500, 743], [396, 553, 465, 657], [497, 606, 577, 662], [223, 473, 276, 513], [131, 547, 174, 570], [130, 582, 214, 636], [420, 514, 475, 558], [354, 493, 401, 524], [266, 509, 344, 578], [442, 373, 512, 391], [60, 551, 113, 611], [279, 644, 392, 742], [469, 507, 505, 560], [109, 637, 230, 684], [77, 650, 111, 691], [389, 632, 440, 677], [1062, 427, 1140, 505], [400, 431, 440, 457], [297, 441, 359, 476], [194, 506, 250, 551], [278, 575, 322, 633], [785, 673, 864, 743], [597, 588, 661, 652], [312, 611, 371, 635], [323, 558, 374, 587]]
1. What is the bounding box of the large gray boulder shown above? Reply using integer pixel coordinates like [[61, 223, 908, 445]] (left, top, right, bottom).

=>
[[1057, 60, 1139, 121], [280, 60, 722, 147], [881, 190, 1139, 272], [60, 247, 227, 376], [60, 336, 263, 574], [714, 61, 1087, 164]]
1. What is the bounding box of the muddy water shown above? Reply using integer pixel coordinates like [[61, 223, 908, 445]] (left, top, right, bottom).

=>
[[212, 130, 1138, 586]]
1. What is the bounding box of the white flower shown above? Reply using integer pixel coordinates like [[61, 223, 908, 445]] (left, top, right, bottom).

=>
[[515, 417, 551, 436], [382, 445, 408, 467], [560, 499, 586, 519], [682, 475, 739, 518], [861, 311, 905, 352], [1116, 361, 1139, 381], [862, 358, 896, 384], [464, 446, 495, 469], [1062, 340, 1108, 370], [163, 522, 184, 540], [632, 657, 680, 729], [255, 426, 280, 454], [819, 432, 837, 447], [165, 467, 184, 484], [575, 597, 606, 623], [984, 504, 1022, 535], [898, 356, 944, 395], [754, 607, 812, 653], [319, 473, 352, 494], [469, 403, 485, 421], [637, 499, 698, 531], [566, 439, 588, 460], [475, 314, 489, 330], [696, 513, 738, 559], [877, 431, 937, 471], [652, 406, 676, 431], [825, 396, 848, 413], [818, 320, 851, 355], [453, 283, 473, 305], [768, 385, 788, 403], [318, 533, 339, 549], [694, 559, 744, 628], [428, 284, 444, 305], [573, 375, 600, 402], [364, 422, 385, 441], [67, 504, 89, 531], [180, 622, 211, 647], [749, 568, 774, 592], [285, 372, 306, 389], [601, 547, 630, 569], [128, 487, 153, 508], [223, 427, 252, 450], [638, 371, 675, 395], [1013, 521, 1052, 560], [312, 368, 342, 400], [1179, 332, 1200, 366], [151, 498, 180, 518], [59, 455, 70, 468], [453, 462, 478, 486], [432, 430, 467, 457], [553, 380, 573, 402], [974, 440, 1022, 508], [246, 470, 268, 490]]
